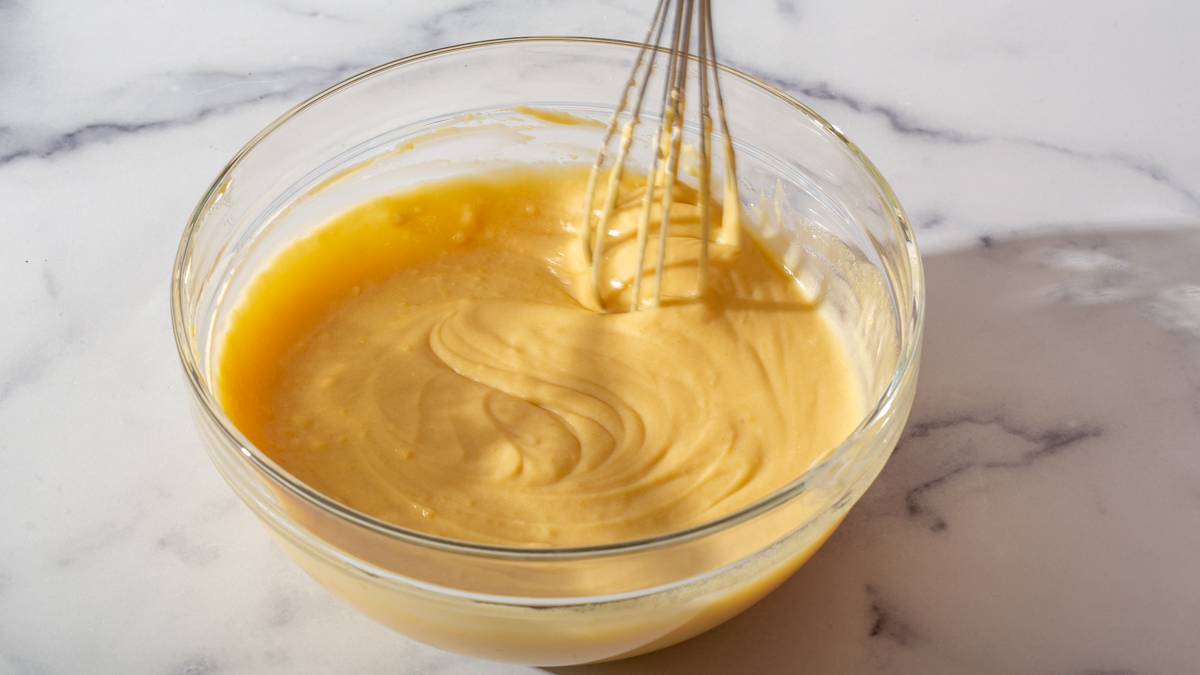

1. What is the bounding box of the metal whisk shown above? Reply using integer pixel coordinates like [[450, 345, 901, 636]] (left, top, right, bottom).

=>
[[581, 0, 740, 312]]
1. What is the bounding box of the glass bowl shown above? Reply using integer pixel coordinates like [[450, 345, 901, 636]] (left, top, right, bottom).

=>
[[171, 37, 923, 666]]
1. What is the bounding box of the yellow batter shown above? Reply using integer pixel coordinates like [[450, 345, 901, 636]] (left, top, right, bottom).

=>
[[219, 164, 863, 546]]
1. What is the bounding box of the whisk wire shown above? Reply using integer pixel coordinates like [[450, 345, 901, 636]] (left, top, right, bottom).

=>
[[696, 0, 713, 296], [704, 0, 741, 247], [586, 0, 739, 312], [581, 0, 670, 265], [652, 0, 693, 309]]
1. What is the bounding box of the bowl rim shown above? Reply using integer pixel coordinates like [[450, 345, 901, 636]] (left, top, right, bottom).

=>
[[171, 35, 925, 562]]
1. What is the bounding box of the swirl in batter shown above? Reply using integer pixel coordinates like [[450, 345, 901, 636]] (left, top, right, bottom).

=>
[[218, 165, 864, 546]]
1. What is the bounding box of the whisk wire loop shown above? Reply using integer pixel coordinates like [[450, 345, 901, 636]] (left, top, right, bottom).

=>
[[584, 0, 739, 312]]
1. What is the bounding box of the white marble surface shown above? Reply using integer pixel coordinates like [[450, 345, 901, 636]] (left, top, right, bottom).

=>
[[2, 1, 1199, 673]]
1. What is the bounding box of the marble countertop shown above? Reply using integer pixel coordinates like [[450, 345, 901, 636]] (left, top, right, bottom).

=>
[[3, 1, 1198, 673]]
